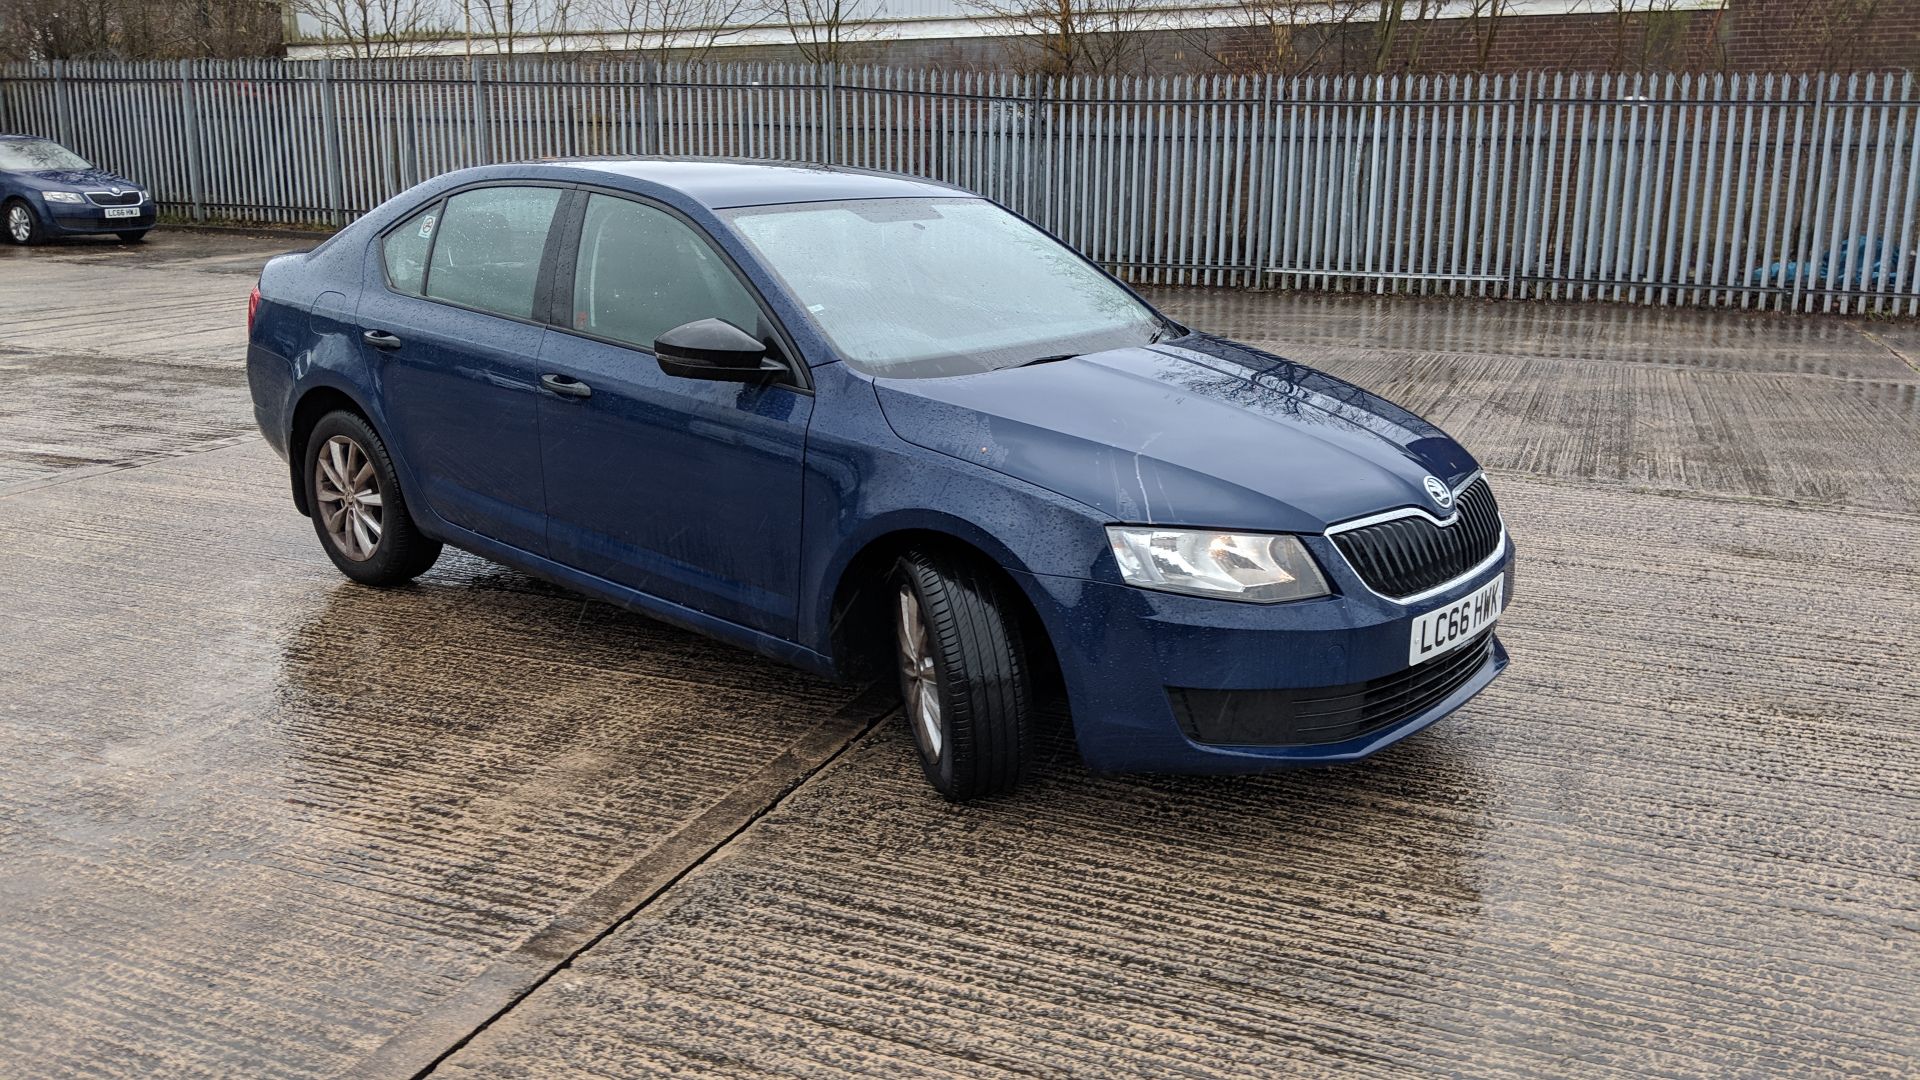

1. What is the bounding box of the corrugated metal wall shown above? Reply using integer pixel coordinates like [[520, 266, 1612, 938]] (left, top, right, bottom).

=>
[[3, 59, 1916, 313]]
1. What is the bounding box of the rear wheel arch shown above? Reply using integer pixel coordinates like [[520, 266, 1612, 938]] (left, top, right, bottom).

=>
[[287, 386, 376, 516]]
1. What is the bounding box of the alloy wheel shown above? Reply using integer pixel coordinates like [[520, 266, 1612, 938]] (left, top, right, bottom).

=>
[[313, 434, 384, 562], [896, 586, 944, 762], [6, 205, 31, 243]]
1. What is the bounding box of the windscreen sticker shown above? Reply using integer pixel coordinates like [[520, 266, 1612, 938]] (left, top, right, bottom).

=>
[[417, 213, 437, 240]]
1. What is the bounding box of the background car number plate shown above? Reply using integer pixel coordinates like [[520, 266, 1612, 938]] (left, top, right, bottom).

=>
[[103, 207, 140, 219], [1409, 576, 1503, 666]]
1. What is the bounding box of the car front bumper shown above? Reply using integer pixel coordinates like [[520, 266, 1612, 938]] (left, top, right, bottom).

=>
[[1019, 537, 1515, 775], [44, 201, 157, 235]]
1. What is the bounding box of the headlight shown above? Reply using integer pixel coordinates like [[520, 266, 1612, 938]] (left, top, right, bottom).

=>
[[1106, 527, 1330, 603], [41, 191, 84, 204]]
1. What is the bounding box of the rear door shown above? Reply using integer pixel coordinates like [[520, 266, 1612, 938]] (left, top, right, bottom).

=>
[[357, 184, 567, 555], [535, 191, 813, 637]]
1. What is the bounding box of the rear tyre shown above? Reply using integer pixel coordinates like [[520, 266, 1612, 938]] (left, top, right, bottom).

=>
[[304, 410, 442, 587], [116, 230, 148, 243], [891, 549, 1034, 801], [3, 199, 44, 245]]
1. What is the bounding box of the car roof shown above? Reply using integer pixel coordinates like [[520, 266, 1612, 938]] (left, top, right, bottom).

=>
[[525, 157, 973, 209]]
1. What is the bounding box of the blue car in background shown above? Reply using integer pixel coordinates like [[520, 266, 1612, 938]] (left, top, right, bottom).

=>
[[1, 134, 156, 245], [246, 159, 1513, 801]]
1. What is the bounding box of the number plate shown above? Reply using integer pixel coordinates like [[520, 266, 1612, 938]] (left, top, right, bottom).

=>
[[1409, 576, 1503, 666], [103, 207, 140, 219]]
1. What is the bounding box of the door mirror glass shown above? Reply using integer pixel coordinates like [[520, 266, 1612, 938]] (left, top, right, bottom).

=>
[[655, 319, 781, 381]]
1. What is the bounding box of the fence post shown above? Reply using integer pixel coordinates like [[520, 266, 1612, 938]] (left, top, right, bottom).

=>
[[1250, 74, 1275, 291], [177, 60, 207, 222], [316, 58, 345, 226], [1024, 73, 1047, 219], [51, 59, 74, 147], [0, 66, 16, 135], [643, 58, 660, 156], [1509, 72, 1534, 300], [823, 61, 838, 164], [1793, 74, 1828, 314], [472, 60, 491, 165]]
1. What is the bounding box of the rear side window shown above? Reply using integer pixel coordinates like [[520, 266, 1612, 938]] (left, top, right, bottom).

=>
[[425, 186, 563, 319], [570, 193, 762, 350], [383, 202, 440, 297]]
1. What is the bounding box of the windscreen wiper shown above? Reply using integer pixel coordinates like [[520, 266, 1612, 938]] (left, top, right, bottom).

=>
[[1018, 353, 1079, 367]]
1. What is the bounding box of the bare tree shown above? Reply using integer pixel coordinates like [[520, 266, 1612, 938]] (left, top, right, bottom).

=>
[[1798, 0, 1882, 71], [462, 0, 580, 54], [1462, 0, 1508, 71], [0, 0, 282, 59], [594, 0, 756, 61], [1181, 0, 1370, 76], [1371, 0, 1444, 74], [965, 0, 1156, 77], [762, 0, 872, 65], [290, 0, 447, 57]]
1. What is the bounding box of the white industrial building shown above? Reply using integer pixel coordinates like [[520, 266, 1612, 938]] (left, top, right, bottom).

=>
[[281, 0, 1718, 61]]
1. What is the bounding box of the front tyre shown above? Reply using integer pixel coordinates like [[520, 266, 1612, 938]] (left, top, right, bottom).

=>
[[892, 550, 1034, 801], [305, 411, 442, 586], [3, 199, 44, 245]]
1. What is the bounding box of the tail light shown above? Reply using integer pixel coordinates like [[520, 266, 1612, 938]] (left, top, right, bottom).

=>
[[247, 284, 261, 337]]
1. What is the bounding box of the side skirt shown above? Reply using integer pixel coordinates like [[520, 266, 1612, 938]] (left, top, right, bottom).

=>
[[422, 517, 838, 680]]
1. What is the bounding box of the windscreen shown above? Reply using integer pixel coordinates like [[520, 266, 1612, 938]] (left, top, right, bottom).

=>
[[0, 139, 91, 172], [722, 197, 1161, 379]]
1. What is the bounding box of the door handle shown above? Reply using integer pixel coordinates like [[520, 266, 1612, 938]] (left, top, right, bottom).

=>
[[541, 373, 592, 399], [362, 329, 403, 350]]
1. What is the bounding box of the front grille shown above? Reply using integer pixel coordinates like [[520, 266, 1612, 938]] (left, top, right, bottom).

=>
[[86, 190, 141, 206], [1332, 477, 1502, 599], [1170, 631, 1496, 747]]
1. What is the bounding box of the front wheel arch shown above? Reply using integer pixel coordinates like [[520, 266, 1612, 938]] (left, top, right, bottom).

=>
[[825, 529, 1062, 700]]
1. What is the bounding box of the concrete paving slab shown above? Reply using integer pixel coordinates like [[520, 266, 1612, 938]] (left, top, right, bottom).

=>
[[433, 476, 1920, 1078], [3, 233, 1917, 1079], [0, 442, 884, 1078], [0, 230, 290, 494], [1145, 289, 1919, 380]]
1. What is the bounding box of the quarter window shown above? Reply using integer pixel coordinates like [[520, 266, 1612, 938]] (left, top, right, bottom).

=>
[[425, 186, 563, 320], [383, 202, 440, 297], [570, 193, 762, 350]]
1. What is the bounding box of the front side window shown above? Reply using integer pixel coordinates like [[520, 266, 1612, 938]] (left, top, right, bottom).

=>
[[721, 197, 1161, 379], [570, 193, 763, 350], [0, 139, 91, 172], [383, 202, 440, 297], [425, 186, 563, 320]]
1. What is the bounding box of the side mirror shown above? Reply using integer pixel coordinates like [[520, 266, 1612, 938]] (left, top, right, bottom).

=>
[[654, 319, 784, 382]]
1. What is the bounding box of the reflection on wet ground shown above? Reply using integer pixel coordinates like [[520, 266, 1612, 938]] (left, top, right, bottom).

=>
[[2, 232, 1916, 1078], [0, 443, 874, 1076], [1146, 287, 1920, 515]]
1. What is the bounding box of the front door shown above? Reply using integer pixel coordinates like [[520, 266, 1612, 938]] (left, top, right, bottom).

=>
[[536, 192, 812, 637], [360, 184, 565, 555]]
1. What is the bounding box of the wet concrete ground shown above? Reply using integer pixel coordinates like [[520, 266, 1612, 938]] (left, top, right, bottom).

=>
[[1, 231, 1916, 1078]]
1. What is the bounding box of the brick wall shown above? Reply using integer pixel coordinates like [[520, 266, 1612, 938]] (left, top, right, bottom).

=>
[[1209, 0, 1920, 75]]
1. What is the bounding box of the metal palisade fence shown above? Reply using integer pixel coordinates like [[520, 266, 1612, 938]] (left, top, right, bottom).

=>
[[2, 58, 1918, 314]]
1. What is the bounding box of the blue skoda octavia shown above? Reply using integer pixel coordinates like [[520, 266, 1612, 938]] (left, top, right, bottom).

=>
[[1, 135, 156, 244], [246, 159, 1513, 801]]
